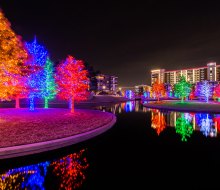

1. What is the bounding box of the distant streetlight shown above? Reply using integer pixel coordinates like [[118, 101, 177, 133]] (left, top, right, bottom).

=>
[[119, 87, 122, 91]]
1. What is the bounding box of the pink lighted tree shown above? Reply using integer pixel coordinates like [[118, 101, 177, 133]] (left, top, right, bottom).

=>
[[56, 55, 89, 113]]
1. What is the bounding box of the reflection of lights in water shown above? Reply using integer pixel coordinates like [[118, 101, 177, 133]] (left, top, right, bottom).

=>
[[135, 102, 139, 112], [196, 114, 217, 137], [0, 149, 89, 190], [143, 92, 148, 98], [175, 113, 193, 142], [124, 101, 135, 112], [51, 149, 89, 189], [184, 113, 194, 122], [151, 110, 166, 135], [118, 106, 122, 113], [0, 162, 50, 190]]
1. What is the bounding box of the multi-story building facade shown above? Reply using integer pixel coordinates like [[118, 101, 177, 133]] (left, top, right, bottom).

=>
[[134, 84, 151, 96], [151, 62, 220, 85], [91, 74, 118, 94]]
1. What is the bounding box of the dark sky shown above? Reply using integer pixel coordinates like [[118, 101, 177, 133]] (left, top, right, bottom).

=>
[[1, 0, 220, 86]]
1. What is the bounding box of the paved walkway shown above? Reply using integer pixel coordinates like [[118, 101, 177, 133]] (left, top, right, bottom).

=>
[[143, 100, 220, 113], [0, 108, 116, 159]]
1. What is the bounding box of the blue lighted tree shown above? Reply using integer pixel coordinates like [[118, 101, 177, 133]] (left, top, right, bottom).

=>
[[25, 37, 48, 110], [42, 57, 57, 108], [196, 80, 213, 103]]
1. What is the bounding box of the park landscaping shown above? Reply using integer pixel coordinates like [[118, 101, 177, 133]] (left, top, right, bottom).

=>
[[143, 100, 220, 113]]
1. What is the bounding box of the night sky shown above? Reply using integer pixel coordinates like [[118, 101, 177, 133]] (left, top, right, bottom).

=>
[[1, 0, 220, 86]]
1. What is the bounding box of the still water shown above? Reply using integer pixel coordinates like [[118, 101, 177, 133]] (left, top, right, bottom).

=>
[[1, 101, 220, 189]]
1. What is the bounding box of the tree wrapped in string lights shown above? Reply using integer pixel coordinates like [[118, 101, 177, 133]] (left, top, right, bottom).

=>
[[42, 57, 57, 108], [196, 80, 213, 103], [174, 76, 191, 102], [0, 10, 29, 103], [25, 37, 48, 111], [152, 80, 166, 102], [56, 55, 89, 113], [213, 84, 220, 101]]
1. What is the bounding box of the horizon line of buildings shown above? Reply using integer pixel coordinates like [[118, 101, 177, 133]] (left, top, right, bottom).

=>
[[151, 62, 220, 85]]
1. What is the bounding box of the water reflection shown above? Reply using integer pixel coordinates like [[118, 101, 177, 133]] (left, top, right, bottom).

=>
[[0, 149, 88, 190], [196, 114, 217, 137], [0, 162, 49, 190], [97, 101, 148, 113], [175, 113, 193, 141], [149, 109, 219, 141], [51, 149, 89, 190], [96, 100, 220, 141], [151, 110, 166, 135]]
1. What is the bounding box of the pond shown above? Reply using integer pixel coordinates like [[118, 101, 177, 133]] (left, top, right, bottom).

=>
[[0, 100, 220, 189]]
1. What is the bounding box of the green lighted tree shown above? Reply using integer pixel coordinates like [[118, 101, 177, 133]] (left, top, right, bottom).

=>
[[175, 113, 193, 142], [42, 57, 57, 108], [152, 79, 166, 102], [174, 76, 191, 102]]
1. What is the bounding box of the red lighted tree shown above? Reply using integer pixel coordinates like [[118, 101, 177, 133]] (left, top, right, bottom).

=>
[[56, 55, 89, 113], [152, 80, 166, 102], [214, 84, 220, 100]]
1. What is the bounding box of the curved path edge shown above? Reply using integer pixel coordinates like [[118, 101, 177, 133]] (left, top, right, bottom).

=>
[[0, 115, 116, 159]]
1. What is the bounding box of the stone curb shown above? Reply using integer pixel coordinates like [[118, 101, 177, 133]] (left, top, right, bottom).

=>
[[143, 103, 220, 113]]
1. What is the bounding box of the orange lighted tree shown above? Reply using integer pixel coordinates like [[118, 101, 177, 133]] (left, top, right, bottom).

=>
[[0, 10, 28, 103], [56, 55, 89, 113], [152, 80, 166, 102]]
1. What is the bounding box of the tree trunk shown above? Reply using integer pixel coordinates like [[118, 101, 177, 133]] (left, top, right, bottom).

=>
[[70, 97, 74, 113], [206, 97, 209, 103], [44, 98, 48, 108], [157, 96, 160, 102], [181, 97, 184, 103], [30, 97, 34, 111], [15, 97, 20, 108]]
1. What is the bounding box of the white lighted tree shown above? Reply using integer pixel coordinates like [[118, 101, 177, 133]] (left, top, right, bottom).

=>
[[197, 81, 213, 103]]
